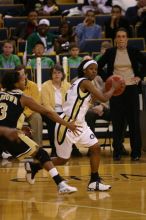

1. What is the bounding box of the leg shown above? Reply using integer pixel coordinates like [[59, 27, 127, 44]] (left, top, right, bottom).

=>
[[110, 96, 126, 160], [25, 148, 77, 193], [43, 115, 57, 157], [26, 113, 43, 147], [125, 86, 141, 160], [89, 143, 100, 173], [87, 143, 111, 191]]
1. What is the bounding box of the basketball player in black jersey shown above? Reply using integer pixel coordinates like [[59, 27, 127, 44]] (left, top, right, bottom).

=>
[[0, 70, 79, 194]]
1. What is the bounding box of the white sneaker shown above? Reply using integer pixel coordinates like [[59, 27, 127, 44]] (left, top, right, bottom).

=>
[[2, 151, 12, 159], [88, 181, 111, 191], [58, 181, 77, 194], [25, 162, 36, 185]]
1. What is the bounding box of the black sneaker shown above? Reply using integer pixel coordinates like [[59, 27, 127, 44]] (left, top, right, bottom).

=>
[[131, 156, 140, 161], [25, 162, 38, 185]]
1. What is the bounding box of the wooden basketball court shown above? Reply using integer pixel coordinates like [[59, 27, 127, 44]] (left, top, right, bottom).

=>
[[0, 140, 146, 220]]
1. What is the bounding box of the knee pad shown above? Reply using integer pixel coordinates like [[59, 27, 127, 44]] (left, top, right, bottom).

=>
[[35, 148, 51, 165]]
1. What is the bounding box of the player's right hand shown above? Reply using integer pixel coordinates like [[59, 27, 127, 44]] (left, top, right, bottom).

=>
[[67, 120, 82, 136]]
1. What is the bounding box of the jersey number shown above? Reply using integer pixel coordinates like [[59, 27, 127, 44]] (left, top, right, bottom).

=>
[[0, 103, 8, 120]]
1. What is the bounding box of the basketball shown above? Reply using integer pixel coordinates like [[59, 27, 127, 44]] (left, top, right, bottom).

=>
[[105, 75, 126, 96]]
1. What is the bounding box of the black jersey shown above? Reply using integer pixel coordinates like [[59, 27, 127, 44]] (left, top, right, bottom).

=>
[[0, 90, 24, 128]]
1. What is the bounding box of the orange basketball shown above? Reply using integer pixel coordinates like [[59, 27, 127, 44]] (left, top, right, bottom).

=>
[[105, 75, 126, 96]]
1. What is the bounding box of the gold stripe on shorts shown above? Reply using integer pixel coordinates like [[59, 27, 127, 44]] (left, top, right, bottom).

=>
[[16, 133, 38, 160], [57, 115, 69, 145]]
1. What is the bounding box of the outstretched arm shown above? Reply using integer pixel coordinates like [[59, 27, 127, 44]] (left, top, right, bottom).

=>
[[0, 126, 19, 141], [21, 95, 79, 133]]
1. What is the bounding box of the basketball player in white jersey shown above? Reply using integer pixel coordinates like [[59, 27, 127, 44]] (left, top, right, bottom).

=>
[[27, 59, 118, 191]]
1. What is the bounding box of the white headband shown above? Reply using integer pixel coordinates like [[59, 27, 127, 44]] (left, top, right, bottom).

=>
[[83, 60, 97, 70]]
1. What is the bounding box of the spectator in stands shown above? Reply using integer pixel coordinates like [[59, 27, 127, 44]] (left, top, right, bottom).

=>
[[15, 65, 43, 147], [12, 10, 38, 43], [26, 19, 57, 55], [82, 0, 112, 15], [105, 5, 132, 40], [68, 43, 83, 69], [27, 41, 54, 69], [75, 10, 102, 50], [37, 0, 61, 16], [98, 28, 146, 161], [54, 21, 75, 54], [125, 0, 146, 26], [0, 40, 21, 68], [94, 40, 112, 61]]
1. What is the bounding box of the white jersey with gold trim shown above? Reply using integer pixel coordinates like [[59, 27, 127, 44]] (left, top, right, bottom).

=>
[[63, 77, 91, 124]]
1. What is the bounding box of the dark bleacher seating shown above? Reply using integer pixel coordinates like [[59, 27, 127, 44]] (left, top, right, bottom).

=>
[[80, 38, 113, 52], [33, 68, 52, 83], [69, 68, 78, 81], [4, 17, 27, 28], [0, 28, 8, 40], [128, 38, 145, 51], [92, 52, 100, 59], [65, 16, 84, 27], [4, 16, 62, 28], [66, 15, 111, 28], [39, 16, 62, 26], [49, 26, 59, 34], [59, 3, 82, 12], [17, 41, 26, 53], [0, 4, 24, 16], [96, 15, 111, 27]]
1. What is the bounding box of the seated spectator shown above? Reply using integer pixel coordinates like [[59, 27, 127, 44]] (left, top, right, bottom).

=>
[[125, 0, 146, 26], [12, 10, 38, 43], [75, 10, 102, 50], [105, 5, 132, 40], [0, 40, 21, 68], [68, 43, 83, 68], [54, 21, 75, 54], [26, 19, 57, 55], [82, 0, 112, 15], [94, 40, 112, 61], [16, 65, 43, 147], [38, 0, 61, 16], [27, 41, 54, 69]]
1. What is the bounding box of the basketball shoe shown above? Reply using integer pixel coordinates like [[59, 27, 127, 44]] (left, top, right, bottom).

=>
[[88, 181, 111, 191], [25, 162, 38, 184], [58, 181, 78, 194]]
